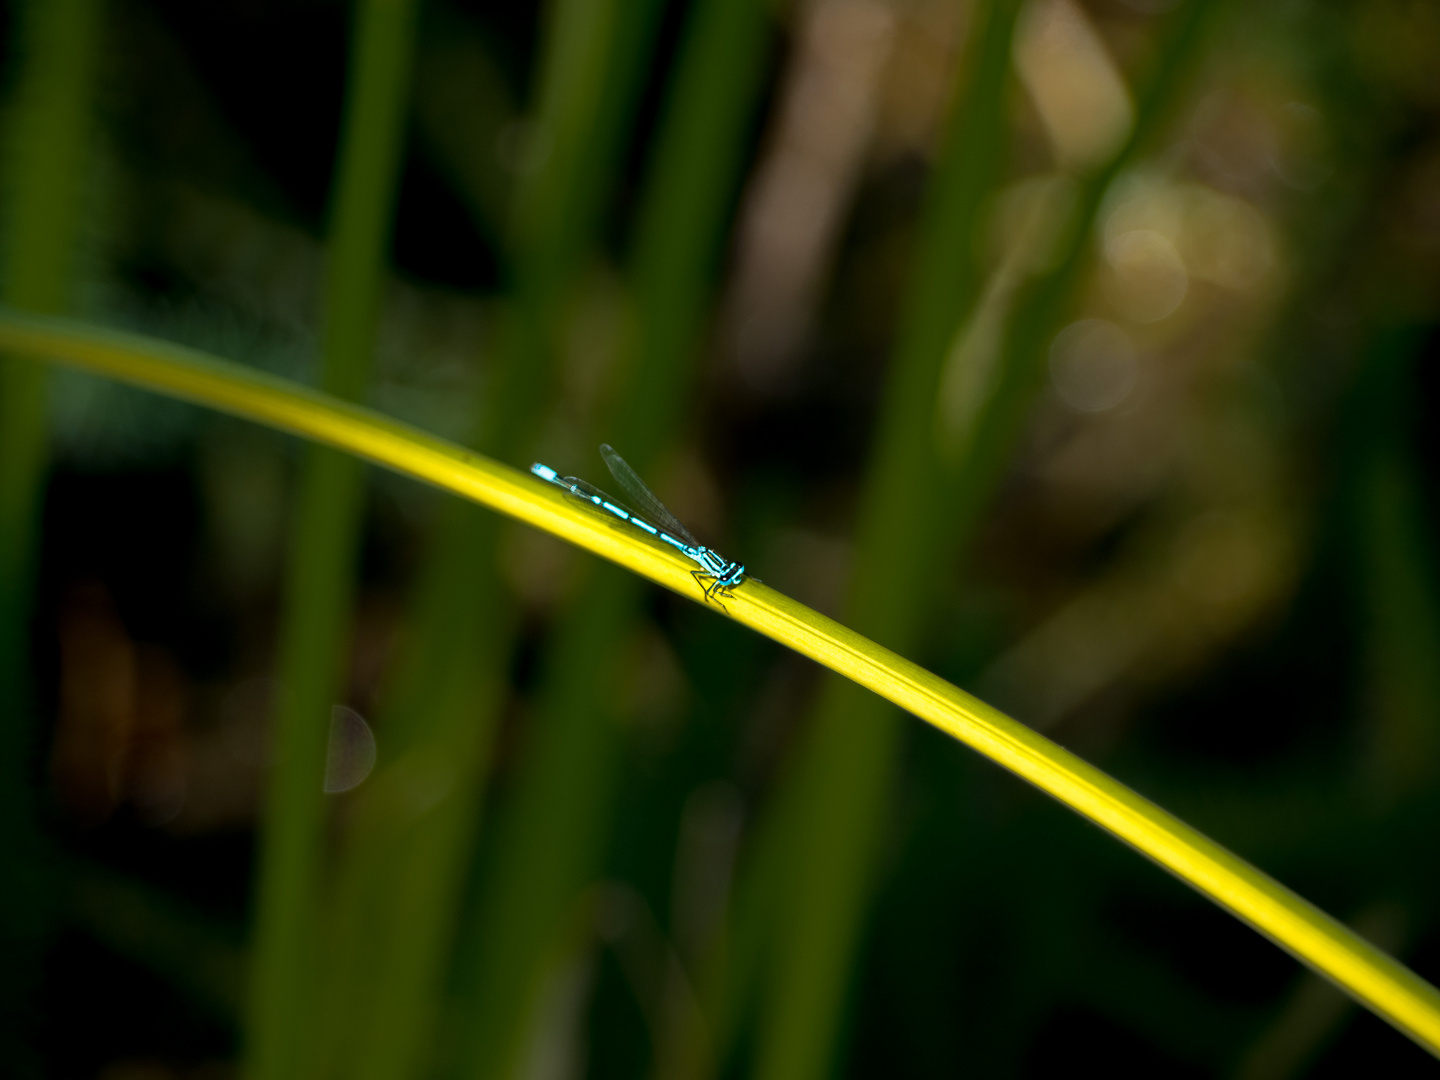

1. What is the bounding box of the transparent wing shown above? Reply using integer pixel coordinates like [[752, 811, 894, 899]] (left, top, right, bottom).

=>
[[565, 476, 634, 515], [599, 443, 699, 547]]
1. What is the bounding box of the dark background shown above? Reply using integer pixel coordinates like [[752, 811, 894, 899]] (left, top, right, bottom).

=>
[[5, 0, 1440, 1076]]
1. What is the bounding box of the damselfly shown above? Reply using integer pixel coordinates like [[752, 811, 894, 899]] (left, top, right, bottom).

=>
[[531, 444, 746, 608]]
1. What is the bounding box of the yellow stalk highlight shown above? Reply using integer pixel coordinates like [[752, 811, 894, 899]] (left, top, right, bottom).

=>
[[5, 306, 1438, 1058]]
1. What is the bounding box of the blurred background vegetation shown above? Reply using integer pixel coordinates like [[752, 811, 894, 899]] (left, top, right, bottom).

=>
[[2, 0, 1440, 1076]]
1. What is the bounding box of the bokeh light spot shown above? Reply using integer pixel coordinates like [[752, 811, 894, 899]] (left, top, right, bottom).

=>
[[1103, 228, 1188, 323], [324, 705, 377, 794], [1049, 318, 1139, 413]]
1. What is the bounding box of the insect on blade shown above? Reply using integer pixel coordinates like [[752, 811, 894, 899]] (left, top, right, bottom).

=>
[[531, 449, 747, 607]]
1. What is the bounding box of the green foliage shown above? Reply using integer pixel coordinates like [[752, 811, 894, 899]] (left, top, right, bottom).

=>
[[248, 3, 421, 1078], [6, 0, 1440, 1076], [0, 1, 103, 1074]]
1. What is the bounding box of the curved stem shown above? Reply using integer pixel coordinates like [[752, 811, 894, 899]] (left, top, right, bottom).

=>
[[5, 306, 1439, 1059]]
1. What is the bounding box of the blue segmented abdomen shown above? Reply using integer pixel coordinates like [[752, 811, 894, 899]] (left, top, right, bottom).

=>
[[531, 458, 746, 596]]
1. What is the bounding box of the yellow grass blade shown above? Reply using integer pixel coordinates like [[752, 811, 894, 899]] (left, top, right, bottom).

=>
[[6, 306, 1438, 1058]]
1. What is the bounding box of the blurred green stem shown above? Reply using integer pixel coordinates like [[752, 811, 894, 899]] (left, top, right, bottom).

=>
[[311, 1, 672, 1078], [315, 497, 509, 1080], [0, 0, 102, 1070], [245, 2, 418, 1079], [0, 0, 103, 820], [457, 1, 773, 1077], [742, 4, 1022, 1077], [750, 3, 1220, 1079]]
